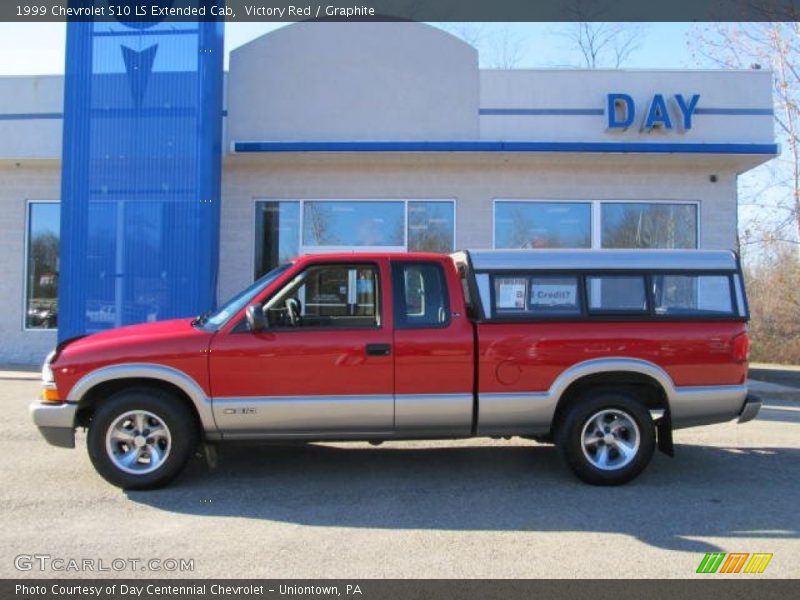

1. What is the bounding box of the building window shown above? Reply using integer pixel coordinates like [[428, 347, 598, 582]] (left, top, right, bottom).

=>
[[255, 201, 300, 279], [25, 202, 60, 330], [407, 201, 455, 253], [255, 200, 456, 278], [303, 201, 405, 248], [494, 201, 592, 249], [601, 202, 698, 249], [494, 200, 700, 250]]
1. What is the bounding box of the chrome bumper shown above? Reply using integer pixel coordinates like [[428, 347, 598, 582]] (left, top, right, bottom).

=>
[[29, 401, 78, 448], [738, 393, 762, 424]]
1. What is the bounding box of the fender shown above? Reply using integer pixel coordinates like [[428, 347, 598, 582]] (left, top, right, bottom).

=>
[[67, 363, 221, 439], [477, 357, 747, 434]]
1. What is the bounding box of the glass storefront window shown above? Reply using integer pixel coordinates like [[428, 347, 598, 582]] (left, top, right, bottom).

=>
[[407, 201, 455, 253], [494, 201, 591, 248], [302, 201, 404, 248], [601, 202, 698, 249], [255, 201, 300, 279], [25, 202, 60, 329], [256, 199, 456, 278]]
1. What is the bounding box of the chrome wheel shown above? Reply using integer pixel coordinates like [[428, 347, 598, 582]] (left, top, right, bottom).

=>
[[104, 410, 172, 475], [580, 408, 640, 471]]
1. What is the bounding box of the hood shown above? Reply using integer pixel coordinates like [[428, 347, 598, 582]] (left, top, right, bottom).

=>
[[56, 318, 212, 366]]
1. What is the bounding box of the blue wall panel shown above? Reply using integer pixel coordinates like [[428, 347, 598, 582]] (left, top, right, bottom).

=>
[[59, 16, 224, 340]]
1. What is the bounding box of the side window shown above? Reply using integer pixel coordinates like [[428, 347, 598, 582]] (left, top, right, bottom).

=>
[[393, 262, 450, 328], [529, 275, 581, 315], [652, 274, 734, 316], [586, 275, 647, 313], [493, 276, 528, 315], [491, 274, 582, 317], [266, 264, 380, 329]]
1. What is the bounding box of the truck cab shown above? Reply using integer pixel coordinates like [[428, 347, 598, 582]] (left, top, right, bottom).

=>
[[31, 249, 759, 489]]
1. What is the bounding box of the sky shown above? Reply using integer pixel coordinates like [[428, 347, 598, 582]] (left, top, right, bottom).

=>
[[0, 22, 699, 76]]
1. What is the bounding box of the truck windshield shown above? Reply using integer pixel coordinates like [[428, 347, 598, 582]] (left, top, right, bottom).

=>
[[193, 264, 291, 331]]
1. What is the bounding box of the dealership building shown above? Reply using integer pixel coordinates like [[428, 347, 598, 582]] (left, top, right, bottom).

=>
[[0, 21, 777, 364]]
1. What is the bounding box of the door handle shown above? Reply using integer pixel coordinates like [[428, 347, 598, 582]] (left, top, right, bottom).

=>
[[365, 343, 391, 356]]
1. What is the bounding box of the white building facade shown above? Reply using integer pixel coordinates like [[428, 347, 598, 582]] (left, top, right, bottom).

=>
[[0, 22, 777, 364]]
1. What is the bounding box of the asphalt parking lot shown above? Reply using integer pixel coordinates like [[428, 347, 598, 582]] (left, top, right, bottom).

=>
[[2, 377, 799, 579]]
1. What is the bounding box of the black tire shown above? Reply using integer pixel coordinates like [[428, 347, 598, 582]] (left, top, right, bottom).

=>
[[87, 387, 198, 490], [555, 390, 655, 486]]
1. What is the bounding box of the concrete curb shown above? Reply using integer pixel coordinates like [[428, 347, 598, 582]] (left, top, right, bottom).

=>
[[747, 379, 800, 402], [750, 362, 800, 371], [0, 364, 39, 381]]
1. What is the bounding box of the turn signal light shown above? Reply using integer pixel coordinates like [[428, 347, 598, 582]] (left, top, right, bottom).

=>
[[41, 387, 62, 403], [733, 333, 750, 363]]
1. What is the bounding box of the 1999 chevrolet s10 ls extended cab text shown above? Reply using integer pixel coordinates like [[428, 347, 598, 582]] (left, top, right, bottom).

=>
[[31, 249, 759, 489]]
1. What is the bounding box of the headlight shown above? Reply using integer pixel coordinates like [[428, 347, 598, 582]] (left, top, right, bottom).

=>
[[40, 350, 62, 403], [41, 350, 55, 385]]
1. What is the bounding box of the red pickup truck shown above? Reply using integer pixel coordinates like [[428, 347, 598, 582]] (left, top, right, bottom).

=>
[[31, 249, 759, 489]]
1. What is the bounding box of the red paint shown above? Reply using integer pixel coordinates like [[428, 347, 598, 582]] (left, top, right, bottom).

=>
[[392, 258, 474, 396], [54, 318, 214, 399], [209, 259, 395, 398], [477, 321, 748, 394], [50, 252, 748, 414]]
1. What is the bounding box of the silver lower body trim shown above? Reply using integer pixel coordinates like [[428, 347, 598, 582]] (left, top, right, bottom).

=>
[[213, 394, 394, 435], [669, 384, 748, 429], [30, 400, 78, 448], [395, 393, 473, 434], [476, 392, 555, 435]]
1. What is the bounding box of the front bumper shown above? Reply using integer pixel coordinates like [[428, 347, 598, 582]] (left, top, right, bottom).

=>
[[29, 401, 78, 448], [738, 393, 762, 424]]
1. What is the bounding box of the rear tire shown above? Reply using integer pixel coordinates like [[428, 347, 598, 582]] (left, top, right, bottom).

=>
[[556, 390, 655, 486], [87, 388, 198, 490]]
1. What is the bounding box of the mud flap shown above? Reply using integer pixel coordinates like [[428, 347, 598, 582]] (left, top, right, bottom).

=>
[[656, 411, 674, 457], [202, 443, 218, 470]]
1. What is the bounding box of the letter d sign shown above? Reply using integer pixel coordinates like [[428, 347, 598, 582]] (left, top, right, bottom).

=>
[[607, 93, 635, 130]]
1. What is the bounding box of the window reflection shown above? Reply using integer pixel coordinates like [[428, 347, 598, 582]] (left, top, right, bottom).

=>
[[602, 203, 697, 249], [408, 201, 455, 253], [255, 199, 456, 278], [303, 201, 404, 247], [495, 202, 591, 248], [255, 201, 300, 278], [25, 203, 60, 329]]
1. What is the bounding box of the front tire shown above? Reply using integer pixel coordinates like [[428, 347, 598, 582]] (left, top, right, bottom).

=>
[[556, 391, 655, 486], [87, 388, 198, 490]]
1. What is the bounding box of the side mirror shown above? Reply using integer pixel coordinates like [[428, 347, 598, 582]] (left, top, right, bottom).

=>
[[245, 304, 267, 332]]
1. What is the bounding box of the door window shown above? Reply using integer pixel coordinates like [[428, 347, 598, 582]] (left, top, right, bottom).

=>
[[392, 262, 450, 328], [266, 264, 380, 329]]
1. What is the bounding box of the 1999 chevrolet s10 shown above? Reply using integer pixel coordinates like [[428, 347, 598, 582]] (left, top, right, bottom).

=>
[[31, 249, 759, 489]]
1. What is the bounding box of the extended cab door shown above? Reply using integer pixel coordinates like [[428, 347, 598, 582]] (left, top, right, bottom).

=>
[[208, 260, 394, 436], [391, 259, 475, 435]]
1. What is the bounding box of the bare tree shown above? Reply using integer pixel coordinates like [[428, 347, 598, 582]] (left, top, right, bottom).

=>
[[690, 22, 800, 250], [486, 25, 528, 69], [691, 20, 800, 364], [558, 22, 644, 69], [436, 23, 527, 69]]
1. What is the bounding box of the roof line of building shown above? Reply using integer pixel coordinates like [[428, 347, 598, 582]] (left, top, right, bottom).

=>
[[232, 141, 779, 155]]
